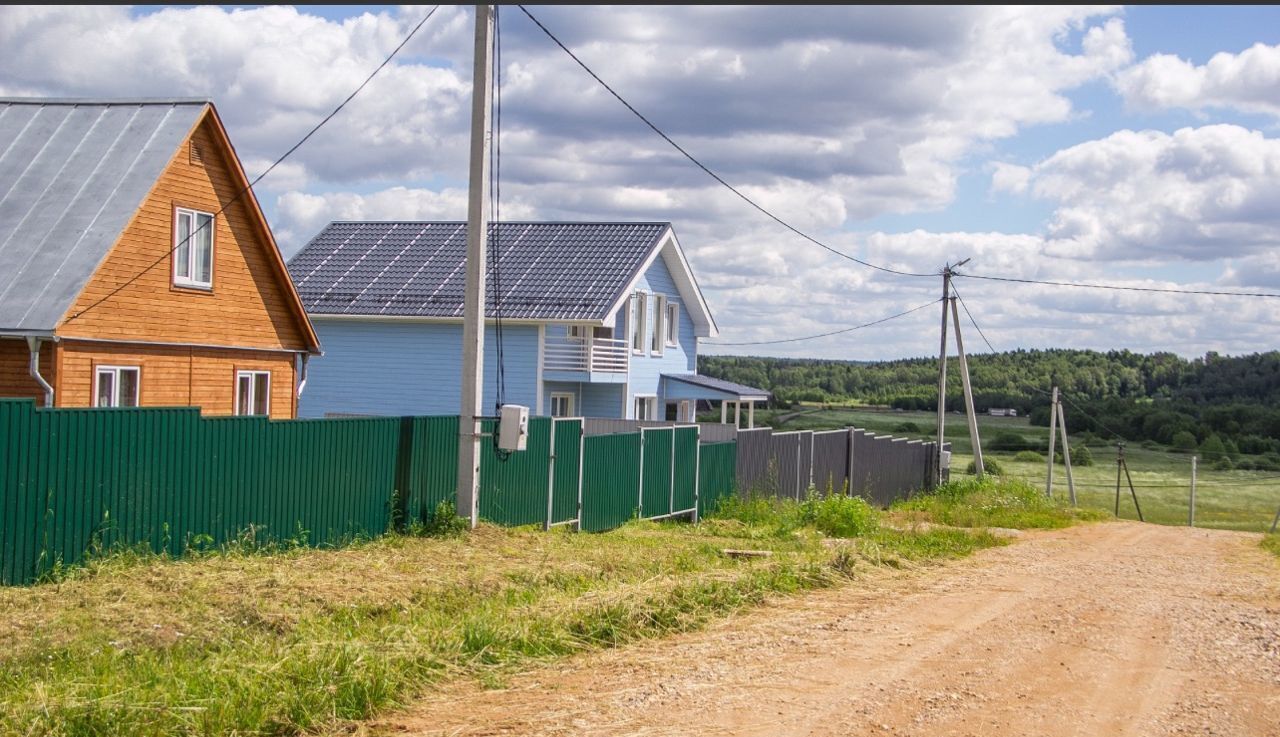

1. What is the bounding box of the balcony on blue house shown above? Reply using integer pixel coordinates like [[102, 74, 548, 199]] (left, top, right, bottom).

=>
[[542, 325, 629, 383]]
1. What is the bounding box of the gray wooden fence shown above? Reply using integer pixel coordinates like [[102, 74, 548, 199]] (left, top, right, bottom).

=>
[[735, 426, 947, 506]]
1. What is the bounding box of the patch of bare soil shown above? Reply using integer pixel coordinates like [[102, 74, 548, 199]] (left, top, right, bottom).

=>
[[370, 522, 1280, 737]]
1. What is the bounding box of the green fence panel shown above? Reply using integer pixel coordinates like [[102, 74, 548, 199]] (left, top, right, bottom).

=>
[[479, 417, 552, 527], [672, 427, 698, 514], [640, 428, 674, 518], [550, 418, 583, 526], [581, 432, 641, 532], [402, 415, 458, 525], [697, 441, 737, 517]]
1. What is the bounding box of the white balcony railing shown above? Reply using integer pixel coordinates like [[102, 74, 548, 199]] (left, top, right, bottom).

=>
[[543, 336, 629, 374]]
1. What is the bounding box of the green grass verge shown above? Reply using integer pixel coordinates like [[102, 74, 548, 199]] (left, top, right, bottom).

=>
[[891, 475, 1109, 530], [1263, 534, 1280, 558], [0, 494, 1006, 737]]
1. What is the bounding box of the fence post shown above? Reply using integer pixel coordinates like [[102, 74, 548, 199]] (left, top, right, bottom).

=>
[[575, 419, 585, 531], [544, 418, 558, 531], [693, 426, 702, 522], [637, 427, 646, 516], [1189, 455, 1197, 528], [846, 428, 856, 496]]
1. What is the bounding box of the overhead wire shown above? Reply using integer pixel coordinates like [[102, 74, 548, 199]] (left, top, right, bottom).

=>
[[516, 4, 936, 280], [954, 271, 1280, 300], [65, 6, 442, 324], [953, 284, 1260, 462], [702, 298, 941, 346]]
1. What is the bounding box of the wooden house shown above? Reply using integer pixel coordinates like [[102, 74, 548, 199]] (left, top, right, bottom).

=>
[[0, 99, 320, 418], [288, 221, 769, 424]]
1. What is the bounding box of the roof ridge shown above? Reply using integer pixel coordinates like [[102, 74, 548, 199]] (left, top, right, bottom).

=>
[[325, 220, 672, 226], [0, 97, 211, 106]]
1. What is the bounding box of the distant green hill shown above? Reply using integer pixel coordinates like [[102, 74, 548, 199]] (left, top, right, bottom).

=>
[[699, 350, 1280, 461]]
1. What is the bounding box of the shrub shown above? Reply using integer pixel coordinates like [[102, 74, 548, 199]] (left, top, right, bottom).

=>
[[892, 421, 922, 434], [1170, 430, 1198, 451], [990, 431, 1034, 451], [966, 457, 1003, 476], [1071, 444, 1094, 466], [1013, 450, 1043, 462], [1210, 456, 1234, 471], [800, 493, 879, 538]]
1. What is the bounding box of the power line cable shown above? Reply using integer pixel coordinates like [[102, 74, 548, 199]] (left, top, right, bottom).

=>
[[66, 6, 442, 324], [516, 4, 935, 280], [703, 298, 940, 346], [950, 285, 1248, 461], [954, 271, 1280, 300]]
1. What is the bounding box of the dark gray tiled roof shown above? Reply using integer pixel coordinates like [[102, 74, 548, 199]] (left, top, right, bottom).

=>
[[0, 99, 208, 333], [663, 373, 771, 400], [288, 221, 670, 321]]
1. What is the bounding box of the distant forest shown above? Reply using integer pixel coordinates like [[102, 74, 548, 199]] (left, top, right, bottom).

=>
[[699, 350, 1280, 465]]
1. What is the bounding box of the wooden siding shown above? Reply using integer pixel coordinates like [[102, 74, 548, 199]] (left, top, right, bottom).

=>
[[56, 341, 297, 419], [0, 338, 55, 405], [617, 254, 698, 417], [61, 114, 308, 352], [299, 320, 538, 418]]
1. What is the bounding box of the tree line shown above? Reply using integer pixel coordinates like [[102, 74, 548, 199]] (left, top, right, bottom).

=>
[[699, 349, 1280, 463]]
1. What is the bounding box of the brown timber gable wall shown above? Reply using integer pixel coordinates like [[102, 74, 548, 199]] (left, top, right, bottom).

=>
[[0, 339, 55, 406], [60, 112, 308, 352], [55, 341, 297, 419]]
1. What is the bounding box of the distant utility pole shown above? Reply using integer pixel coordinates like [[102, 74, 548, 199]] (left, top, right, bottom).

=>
[[1043, 387, 1076, 504], [457, 3, 495, 528], [1113, 442, 1144, 522], [935, 259, 974, 485]]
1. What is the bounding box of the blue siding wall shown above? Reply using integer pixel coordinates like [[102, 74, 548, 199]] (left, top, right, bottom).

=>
[[300, 320, 538, 418], [582, 383, 625, 418], [618, 253, 699, 417], [543, 380, 579, 416]]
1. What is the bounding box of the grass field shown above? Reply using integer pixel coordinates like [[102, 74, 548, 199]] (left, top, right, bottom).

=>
[[0, 481, 1047, 737], [756, 405, 1280, 532]]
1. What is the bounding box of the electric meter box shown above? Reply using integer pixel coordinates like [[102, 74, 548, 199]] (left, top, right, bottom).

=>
[[940, 450, 952, 469], [498, 404, 529, 451]]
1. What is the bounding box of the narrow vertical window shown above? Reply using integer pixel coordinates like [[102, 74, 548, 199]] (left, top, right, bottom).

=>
[[630, 292, 647, 354], [666, 303, 679, 346], [652, 295, 666, 355], [174, 207, 215, 288], [94, 366, 140, 408], [235, 370, 271, 416]]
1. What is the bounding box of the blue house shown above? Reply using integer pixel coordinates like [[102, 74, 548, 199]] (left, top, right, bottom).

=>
[[287, 222, 769, 423]]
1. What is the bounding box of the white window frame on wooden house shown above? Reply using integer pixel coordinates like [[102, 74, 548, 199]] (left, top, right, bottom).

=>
[[629, 291, 648, 355], [235, 370, 271, 416], [550, 392, 575, 418], [651, 294, 666, 356], [633, 394, 657, 420], [173, 207, 215, 289], [666, 302, 680, 347], [93, 365, 140, 408]]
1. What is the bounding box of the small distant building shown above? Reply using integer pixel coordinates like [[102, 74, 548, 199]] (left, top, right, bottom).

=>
[[988, 408, 1018, 417]]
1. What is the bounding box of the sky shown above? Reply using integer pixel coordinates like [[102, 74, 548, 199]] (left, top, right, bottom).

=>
[[3, 4, 1280, 361]]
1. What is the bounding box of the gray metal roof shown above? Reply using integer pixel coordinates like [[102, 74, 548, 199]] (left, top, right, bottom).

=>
[[0, 99, 207, 333], [288, 221, 671, 321], [663, 373, 771, 400]]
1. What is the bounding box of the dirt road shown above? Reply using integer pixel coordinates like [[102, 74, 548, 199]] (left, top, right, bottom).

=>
[[375, 523, 1280, 737]]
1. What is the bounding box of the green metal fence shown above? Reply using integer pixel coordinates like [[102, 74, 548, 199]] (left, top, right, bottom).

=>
[[0, 400, 734, 585], [698, 441, 738, 517]]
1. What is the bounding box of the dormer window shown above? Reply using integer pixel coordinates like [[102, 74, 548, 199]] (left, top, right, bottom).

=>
[[174, 207, 214, 289]]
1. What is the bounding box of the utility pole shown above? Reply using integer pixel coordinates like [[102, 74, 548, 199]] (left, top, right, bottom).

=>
[[935, 268, 951, 486], [1055, 397, 1076, 506], [457, 4, 495, 528], [935, 259, 969, 485], [950, 296, 983, 477], [1046, 386, 1058, 498]]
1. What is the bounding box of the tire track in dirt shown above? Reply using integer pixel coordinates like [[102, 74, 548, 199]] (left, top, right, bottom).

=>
[[370, 522, 1280, 737]]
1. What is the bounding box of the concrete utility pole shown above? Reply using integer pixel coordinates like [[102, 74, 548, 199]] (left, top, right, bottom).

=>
[[1045, 386, 1059, 498], [935, 268, 951, 485], [949, 297, 983, 478], [457, 3, 495, 528], [1055, 398, 1076, 506]]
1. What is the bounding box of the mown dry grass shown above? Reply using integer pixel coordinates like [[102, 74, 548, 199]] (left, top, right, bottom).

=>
[[0, 506, 1008, 737]]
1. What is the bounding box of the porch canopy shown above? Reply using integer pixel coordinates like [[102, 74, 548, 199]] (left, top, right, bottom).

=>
[[661, 374, 770, 428]]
